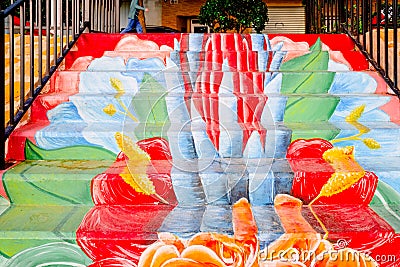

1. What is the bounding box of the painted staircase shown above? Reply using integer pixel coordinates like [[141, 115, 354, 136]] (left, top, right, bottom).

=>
[[1, 33, 400, 266]]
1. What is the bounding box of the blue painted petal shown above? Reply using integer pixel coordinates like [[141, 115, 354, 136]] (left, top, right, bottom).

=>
[[123, 57, 166, 85], [174, 38, 180, 51], [87, 56, 126, 71], [329, 72, 378, 94], [328, 59, 350, 71], [270, 51, 287, 71], [263, 34, 272, 50], [250, 34, 265, 51], [201, 205, 232, 233], [249, 171, 275, 205], [170, 167, 206, 206], [35, 102, 94, 149], [188, 33, 204, 51], [244, 131, 264, 159], [126, 57, 166, 71], [264, 73, 282, 94], [79, 71, 138, 95], [330, 96, 391, 120]]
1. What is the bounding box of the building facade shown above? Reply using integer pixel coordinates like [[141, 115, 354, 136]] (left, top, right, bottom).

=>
[[121, 0, 305, 33]]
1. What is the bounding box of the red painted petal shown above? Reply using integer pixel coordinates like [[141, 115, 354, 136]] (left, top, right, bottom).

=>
[[76, 205, 174, 263]]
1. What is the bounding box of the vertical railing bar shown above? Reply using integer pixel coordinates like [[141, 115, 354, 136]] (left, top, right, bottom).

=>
[[393, 0, 398, 89], [29, 0, 34, 98], [356, 0, 360, 42], [376, 0, 381, 67], [332, 0, 335, 32], [362, 0, 367, 48], [104, 0, 107, 32], [75, 0, 81, 34], [73, 0, 77, 35], [320, 1, 327, 32], [107, 0, 110, 32], [46, 0, 50, 74], [92, 0, 95, 31], [110, 0, 113, 32], [99, 0, 102, 32], [384, 0, 389, 78], [9, 14, 15, 125], [59, 0, 63, 58], [91, 0, 94, 31], [368, 0, 373, 57], [326, 0, 329, 32], [108, 0, 112, 32], [93, 0, 97, 31], [91, 0, 97, 31], [0, 12, 5, 169], [335, 0, 339, 32], [20, 4, 25, 111], [96, 0, 101, 31], [66, 0, 70, 45], [53, 0, 57, 64], [306, 0, 311, 33], [38, 0, 42, 82], [350, 0, 354, 33], [98, 0, 101, 32], [116, 0, 120, 32], [72, 0, 76, 37]]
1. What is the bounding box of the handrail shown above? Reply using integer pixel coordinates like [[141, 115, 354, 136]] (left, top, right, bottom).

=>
[[305, 0, 400, 98], [0, 0, 119, 169]]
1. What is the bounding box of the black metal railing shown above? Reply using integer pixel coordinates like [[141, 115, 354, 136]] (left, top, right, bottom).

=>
[[0, 0, 119, 168], [306, 0, 400, 98]]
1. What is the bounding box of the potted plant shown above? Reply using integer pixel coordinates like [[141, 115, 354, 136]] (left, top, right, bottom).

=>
[[198, 0, 269, 33]]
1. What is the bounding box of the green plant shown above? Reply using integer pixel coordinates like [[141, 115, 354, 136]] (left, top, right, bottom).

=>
[[1, 0, 11, 10], [198, 0, 269, 34]]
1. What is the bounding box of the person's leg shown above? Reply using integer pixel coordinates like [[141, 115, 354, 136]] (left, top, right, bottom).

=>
[[121, 18, 135, 33], [134, 18, 143, 33]]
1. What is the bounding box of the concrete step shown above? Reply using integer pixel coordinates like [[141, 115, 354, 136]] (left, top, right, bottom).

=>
[[29, 90, 399, 123], [0, 202, 398, 264], [62, 49, 369, 72], [47, 70, 388, 96]]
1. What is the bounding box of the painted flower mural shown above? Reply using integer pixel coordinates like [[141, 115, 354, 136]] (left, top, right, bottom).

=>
[[1, 33, 400, 267]]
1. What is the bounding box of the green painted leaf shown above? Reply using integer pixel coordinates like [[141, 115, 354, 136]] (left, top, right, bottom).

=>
[[0, 205, 91, 258], [25, 139, 117, 160], [132, 73, 170, 140], [3, 160, 110, 205], [370, 181, 400, 232], [284, 96, 340, 123], [281, 38, 340, 141], [280, 72, 335, 94], [2, 240, 92, 265], [0, 197, 8, 216]]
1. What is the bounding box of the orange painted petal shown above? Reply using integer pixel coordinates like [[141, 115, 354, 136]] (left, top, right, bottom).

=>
[[180, 245, 226, 267], [232, 198, 258, 241], [160, 258, 210, 267], [274, 194, 316, 234], [158, 232, 186, 253], [150, 245, 180, 267], [138, 241, 164, 267]]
